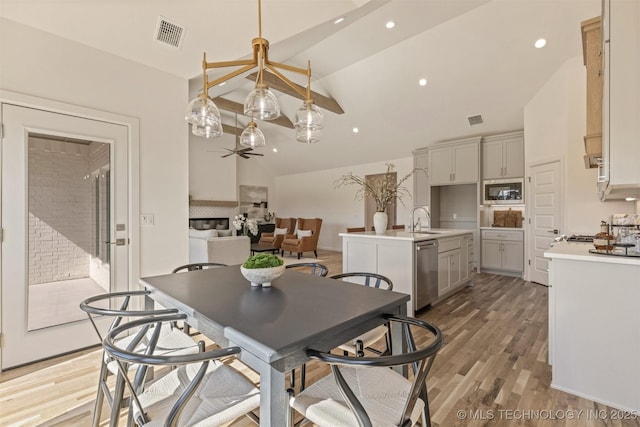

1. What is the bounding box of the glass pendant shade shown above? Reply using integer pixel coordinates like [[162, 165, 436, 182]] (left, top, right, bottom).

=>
[[192, 121, 223, 138], [240, 122, 266, 148], [185, 95, 222, 129], [294, 102, 323, 143], [244, 85, 280, 120]]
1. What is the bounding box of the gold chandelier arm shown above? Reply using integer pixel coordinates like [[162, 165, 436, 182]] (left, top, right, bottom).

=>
[[205, 61, 258, 90], [265, 60, 308, 77], [264, 63, 310, 100]]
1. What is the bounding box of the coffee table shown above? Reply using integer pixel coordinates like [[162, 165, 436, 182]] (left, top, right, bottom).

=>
[[250, 243, 279, 256]]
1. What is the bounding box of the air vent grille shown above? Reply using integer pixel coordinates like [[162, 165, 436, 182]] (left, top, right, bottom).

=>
[[155, 17, 184, 48], [467, 114, 484, 126]]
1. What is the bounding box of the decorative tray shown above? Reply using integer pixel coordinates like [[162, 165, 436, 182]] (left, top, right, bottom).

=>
[[589, 246, 640, 258]]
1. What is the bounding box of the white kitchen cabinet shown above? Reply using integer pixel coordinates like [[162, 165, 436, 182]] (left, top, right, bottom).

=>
[[412, 148, 429, 206], [600, 0, 640, 200], [482, 131, 524, 179], [437, 236, 464, 296], [460, 234, 474, 282], [428, 137, 480, 186], [481, 229, 524, 275]]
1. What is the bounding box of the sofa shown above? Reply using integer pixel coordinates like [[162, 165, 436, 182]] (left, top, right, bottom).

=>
[[188, 229, 250, 266]]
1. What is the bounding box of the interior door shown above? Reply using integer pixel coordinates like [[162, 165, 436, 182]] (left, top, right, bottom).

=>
[[1, 103, 129, 369], [528, 160, 562, 285]]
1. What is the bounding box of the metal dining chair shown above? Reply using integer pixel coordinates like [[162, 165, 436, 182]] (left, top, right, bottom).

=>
[[330, 272, 394, 357], [287, 314, 443, 427], [80, 290, 198, 427], [171, 262, 227, 273], [285, 262, 329, 277], [103, 313, 260, 426], [285, 262, 329, 392], [171, 262, 228, 335]]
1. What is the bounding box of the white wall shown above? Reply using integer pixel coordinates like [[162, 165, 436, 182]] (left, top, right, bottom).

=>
[[524, 56, 635, 234], [1, 18, 189, 277], [189, 132, 237, 201], [275, 158, 415, 251]]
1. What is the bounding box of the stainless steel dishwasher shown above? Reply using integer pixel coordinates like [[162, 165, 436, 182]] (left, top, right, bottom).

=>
[[414, 239, 439, 310]]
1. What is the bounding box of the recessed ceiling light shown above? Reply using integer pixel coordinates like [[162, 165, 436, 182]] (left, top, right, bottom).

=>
[[352, 127, 359, 134], [419, 78, 427, 86], [272, 148, 278, 153], [334, 17, 345, 24], [385, 21, 396, 29], [534, 38, 547, 48], [625, 197, 637, 201]]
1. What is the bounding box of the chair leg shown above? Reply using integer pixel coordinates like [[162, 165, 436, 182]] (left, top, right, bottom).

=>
[[91, 354, 109, 427], [314, 250, 318, 258], [297, 253, 301, 259], [356, 340, 365, 357], [289, 368, 295, 390], [300, 364, 306, 391], [286, 388, 295, 427]]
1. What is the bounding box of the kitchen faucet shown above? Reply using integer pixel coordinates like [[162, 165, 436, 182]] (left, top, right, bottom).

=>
[[411, 206, 431, 232]]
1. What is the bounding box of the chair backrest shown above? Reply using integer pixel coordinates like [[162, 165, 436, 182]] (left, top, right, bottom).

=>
[[172, 262, 227, 273], [275, 217, 297, 234], [80, 290, 177, 341], [296, 218, 322, 241], [286, 262, 329, 277], [102, 314, 244, 426], [346, 227, 366, 232], [329, 272, 393, 290], [306, 314, 443, 427]]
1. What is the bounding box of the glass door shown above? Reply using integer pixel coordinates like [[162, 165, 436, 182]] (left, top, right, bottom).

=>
[[1, 104, 129, 369]]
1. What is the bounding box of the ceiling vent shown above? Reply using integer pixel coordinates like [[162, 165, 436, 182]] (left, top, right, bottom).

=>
[[467, 114, 484, 126], [155, 16, 185, 49]]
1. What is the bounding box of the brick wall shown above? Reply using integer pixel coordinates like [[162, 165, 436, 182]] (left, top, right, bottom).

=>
[[28, 138, 92, 285]]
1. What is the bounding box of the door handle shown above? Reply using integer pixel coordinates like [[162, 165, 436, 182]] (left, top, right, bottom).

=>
[[106, 239, 126, 246], [547, 229, 559, 234]]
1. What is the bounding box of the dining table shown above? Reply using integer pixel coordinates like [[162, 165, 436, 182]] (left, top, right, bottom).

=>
[[140, 265, 410, 427]]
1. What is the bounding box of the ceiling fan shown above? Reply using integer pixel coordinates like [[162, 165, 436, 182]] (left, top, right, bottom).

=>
[[221, 114, 264, 159]]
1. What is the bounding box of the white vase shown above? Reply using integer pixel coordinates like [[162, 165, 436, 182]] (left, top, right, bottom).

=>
[[373, 211, 388, 235]]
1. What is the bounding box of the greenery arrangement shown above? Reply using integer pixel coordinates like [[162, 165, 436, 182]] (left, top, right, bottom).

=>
[[334, 163, 421, 212], [242, 253, 284, 269]]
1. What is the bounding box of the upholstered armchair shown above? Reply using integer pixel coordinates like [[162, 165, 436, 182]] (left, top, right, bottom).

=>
[[280, 218, 323, 259], [258, 217, 297, 249]]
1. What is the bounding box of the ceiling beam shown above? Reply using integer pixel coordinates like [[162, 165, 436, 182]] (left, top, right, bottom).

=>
[[246, 72, 345, 115], [221, 123, 243, 136], [213, 97, 294, 129]]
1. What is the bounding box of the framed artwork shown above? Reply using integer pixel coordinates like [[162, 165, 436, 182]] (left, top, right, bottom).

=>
[[239, 185, 268, 220]]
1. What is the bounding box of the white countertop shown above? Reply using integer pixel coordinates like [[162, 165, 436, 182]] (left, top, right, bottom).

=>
[[338, 228, 474, 242], [544, 241, 640, 266]]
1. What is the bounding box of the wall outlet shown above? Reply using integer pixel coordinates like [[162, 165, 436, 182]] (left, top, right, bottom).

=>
[[141, 214, 154, 226], [453, 213, 457, 220]]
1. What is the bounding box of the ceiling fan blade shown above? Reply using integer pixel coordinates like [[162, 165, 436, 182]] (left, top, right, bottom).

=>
[[221, 153, 234, 158], [239, 153, 250, 159], [236, 147, 253, 153], [245, 152, 264, 156]]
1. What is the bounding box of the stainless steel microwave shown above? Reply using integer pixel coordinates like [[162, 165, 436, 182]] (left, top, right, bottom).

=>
[[483, 178, 524, 204]]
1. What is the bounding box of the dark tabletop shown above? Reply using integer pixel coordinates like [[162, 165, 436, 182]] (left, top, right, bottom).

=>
[[141, 266, 409, 360]]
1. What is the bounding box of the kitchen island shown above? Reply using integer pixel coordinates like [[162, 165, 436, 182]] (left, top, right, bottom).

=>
[[545, 241, 640, 413], [339, 229, 475, 316]]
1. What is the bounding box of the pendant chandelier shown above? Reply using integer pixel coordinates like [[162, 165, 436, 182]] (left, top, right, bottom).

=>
[[185, 0, 323, 144]]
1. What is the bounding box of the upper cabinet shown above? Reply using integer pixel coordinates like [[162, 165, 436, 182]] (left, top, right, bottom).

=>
[[481, 131, 524, 180], [600, 0, 640, 200], [581, 17, 603, 169], [428, 137, 480, 186]]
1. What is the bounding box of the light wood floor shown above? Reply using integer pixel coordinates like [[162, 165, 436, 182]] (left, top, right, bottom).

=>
[[2, 249, 638, 426]]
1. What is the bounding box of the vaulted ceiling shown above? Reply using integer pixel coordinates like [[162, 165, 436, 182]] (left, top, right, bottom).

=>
[[0, 0, 600, 175]]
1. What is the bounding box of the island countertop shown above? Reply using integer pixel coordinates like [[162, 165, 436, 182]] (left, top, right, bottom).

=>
[[544, 241, 640, 266], [338, 228, 475, 242]]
